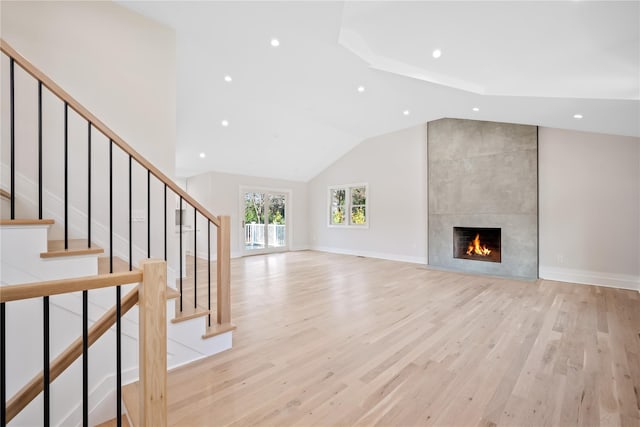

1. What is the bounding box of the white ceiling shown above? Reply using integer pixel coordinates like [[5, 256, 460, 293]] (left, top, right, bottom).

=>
[[120, 1, 640, 182]]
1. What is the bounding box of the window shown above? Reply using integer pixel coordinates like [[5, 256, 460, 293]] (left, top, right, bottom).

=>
[[329, 184, 368, 227]]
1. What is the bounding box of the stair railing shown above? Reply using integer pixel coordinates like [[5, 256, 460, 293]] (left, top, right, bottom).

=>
[[0, 39, 232, 426], [0, 259, 168, 426]]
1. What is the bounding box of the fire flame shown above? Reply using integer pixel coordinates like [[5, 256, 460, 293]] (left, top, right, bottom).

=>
[[466, 234, 491, 256]]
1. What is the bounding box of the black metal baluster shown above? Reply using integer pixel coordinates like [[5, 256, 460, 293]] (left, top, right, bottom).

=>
[[147, 170, 150, 258], [64, 102, 69, 249], [194, 209, 197, 309], [109, 141, 113, 274], [129, 155, 132, 271], [208, 221, 211, 327], [9, 58, 15, 220], [111, 143, 120, 426], [1, 302, 6, 426], [179, 196, 183, 312], [43, 297, 50, 427], [164, 184, 167, 261], [82, 290, 88, 426], [38, 82, 43, 220], [116, 285, 121, 427], [87, 123, 91, 248]]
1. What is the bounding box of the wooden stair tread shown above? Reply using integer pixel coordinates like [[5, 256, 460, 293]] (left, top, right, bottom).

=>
[[0, 218, 54, 226], [41, 239, 104, 258], [171, 303, 209, 323], [202, 322, 236, 339], [121, 382, 139, 427], [0, 188, 11, 200], [98, 256, 131, 274], [95, 415, 131, 427]]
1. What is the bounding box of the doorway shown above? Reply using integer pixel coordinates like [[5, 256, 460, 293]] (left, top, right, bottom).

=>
[[241, 188, 289, 255]]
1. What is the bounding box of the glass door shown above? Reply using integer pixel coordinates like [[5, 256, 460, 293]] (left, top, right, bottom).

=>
[[242, 189, 288, 254]]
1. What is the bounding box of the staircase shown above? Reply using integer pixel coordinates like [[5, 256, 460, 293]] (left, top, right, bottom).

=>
[[0, 39, 234, 426]]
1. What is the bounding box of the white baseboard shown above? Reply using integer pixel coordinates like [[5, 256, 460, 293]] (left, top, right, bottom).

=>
[[311, 245, 427, 265], [196, 245, 309, 261], [193, 250, 244, 261], [539, 266, 640, 291], [290, 244, 310, 252]]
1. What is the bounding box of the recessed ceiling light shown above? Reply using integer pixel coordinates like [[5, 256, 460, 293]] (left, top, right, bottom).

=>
[[403, 110, 410, 116], [573, 114, 583, 119], [432, 49, 442, 59], [357, 86, 365, 93], [270, 38, 280, 47], [221, 120, 229, 127], [472, 107, 480, 112], [199, 152, 206, 158], [224, 75, 232, 82]]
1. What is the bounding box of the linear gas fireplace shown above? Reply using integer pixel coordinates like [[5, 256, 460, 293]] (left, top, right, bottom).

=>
[[453, 227, 501, 263]]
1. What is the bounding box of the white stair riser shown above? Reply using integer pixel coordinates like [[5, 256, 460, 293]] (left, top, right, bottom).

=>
[[1, 226, 98, 283]]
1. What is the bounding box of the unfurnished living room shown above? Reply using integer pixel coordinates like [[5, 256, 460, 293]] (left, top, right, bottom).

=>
[[0, 1, 639, 426]]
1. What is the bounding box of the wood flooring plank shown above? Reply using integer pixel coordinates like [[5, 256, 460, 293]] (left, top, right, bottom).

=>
[[156, 251, 640, 426]]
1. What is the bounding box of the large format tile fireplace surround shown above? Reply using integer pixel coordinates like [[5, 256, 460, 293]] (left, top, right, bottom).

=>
[[428, 118, 538, 279]]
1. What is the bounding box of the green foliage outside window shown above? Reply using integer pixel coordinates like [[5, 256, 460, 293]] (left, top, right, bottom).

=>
[[332, 207, 345, 224], [271, 209, 285, 225], [351, 207, 366, 224], [351, 187, 366, 205], [244, 192, 286, 225]]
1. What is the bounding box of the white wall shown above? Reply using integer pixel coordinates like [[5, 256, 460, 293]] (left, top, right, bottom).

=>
[[0, 0, 176, 176], [186, 171, 309, 258], [306, 122, 639, 290], [0, 1, 179, 273], [539, 127, 640, 290], [308, 125, 427, 263]]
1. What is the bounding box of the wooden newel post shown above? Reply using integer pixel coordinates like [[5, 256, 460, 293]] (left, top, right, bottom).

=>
[[217, 215, 231, 325], [138, 259, 167, 427]]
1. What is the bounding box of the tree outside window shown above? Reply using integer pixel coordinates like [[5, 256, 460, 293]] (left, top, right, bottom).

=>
[[268, 194, 286, 225], [330, 188, 346, 225], [350, 186, 366, 225], [244, 192, 286, 225], [244, 192, 265, 224]]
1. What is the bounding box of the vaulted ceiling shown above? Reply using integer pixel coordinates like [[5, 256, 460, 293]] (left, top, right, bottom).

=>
[[120, 1, 640, 181]]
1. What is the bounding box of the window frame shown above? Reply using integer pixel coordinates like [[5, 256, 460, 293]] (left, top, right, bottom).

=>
[[327, 183, 369, 228]]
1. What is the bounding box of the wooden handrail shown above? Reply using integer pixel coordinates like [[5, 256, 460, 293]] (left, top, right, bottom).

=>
[[0, 271, 142, 302], [6, 286, 139, 423], [0, 39, 220, 228]]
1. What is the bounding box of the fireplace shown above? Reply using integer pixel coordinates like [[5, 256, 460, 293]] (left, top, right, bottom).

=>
[[428, 119, 537, 278], [453, 227, 501, 263]]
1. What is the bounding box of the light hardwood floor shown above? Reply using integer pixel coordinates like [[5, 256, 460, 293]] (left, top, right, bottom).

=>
[[166, 251, 640, 426]]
